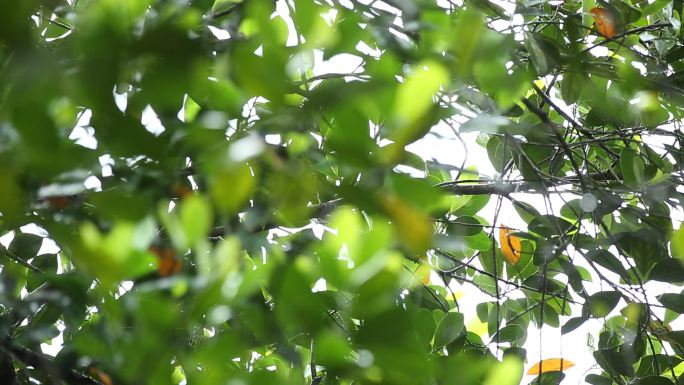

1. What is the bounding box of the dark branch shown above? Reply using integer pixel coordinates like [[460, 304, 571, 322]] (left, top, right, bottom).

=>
[[6, 343, 99, 385], [437, 169, 619, 196], [208, 4, 240, 20]]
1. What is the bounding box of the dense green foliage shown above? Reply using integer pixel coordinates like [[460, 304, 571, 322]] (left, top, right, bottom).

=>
[[3, 0, 684, 384]]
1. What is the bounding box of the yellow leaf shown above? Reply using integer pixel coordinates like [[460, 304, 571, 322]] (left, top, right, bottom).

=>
[[380, 193, 433, 253], [499, 226, 522, 265], [416, 256, 431, 285], [467, 318, 488, 337], [485, 356, 523, 385], [527, 358, 575, 375], [590, 7, 616, 38]]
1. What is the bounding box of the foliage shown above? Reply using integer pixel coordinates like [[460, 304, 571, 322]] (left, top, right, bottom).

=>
[[2, 0, 684, 384]]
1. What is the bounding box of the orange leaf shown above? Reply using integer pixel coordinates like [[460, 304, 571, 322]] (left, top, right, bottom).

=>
[[89, 367, 113, 385], [150, 246, 182, 277], [527, 358, 575, 375], [171, 181, 193, 199], [499, 226, 522, 265], [45, 196, 74, 209], [591, 7, 616, 38]]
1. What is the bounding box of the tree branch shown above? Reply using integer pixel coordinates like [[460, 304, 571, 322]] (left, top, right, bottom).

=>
[[5, 343, 99, 385], [435, 249, 580, 305], [530, 83, 620, 160], [522, 98, 588, 191], [581, 22, 672, 54], [436, 169, 619, 195]]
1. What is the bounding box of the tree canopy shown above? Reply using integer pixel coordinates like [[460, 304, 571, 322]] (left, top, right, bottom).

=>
[[3, 0, 684, 384]]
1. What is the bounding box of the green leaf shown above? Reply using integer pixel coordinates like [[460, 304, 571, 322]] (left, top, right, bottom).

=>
[[486, 135, 514, 172], [474, 61, 530, 109], [621, 302, 646, 325], [9, 0, 684, 382], [586, 374, 612, 385], [657, 293, 684, 313], [212, 0, 241, 14], [452, 8, 488, 77], [461, 115, 510, 134], [528, 372, 565, 385], [448, 216, 483, 236], [650, 259, 684, 283], [453, 194, 491, 216], [316, 331, 353, 368], [528, 215, 574, 238], [392, 60, 448, 145], [26, 253, 58, 291], [293, 0, 316, 37], [618, 230, 667, 274], [77, 219, 157, 285], [665, 330, 684, 350], [494, 324, 526, 343], [484, 356, 523, 385], [210, 163, 256, 216], [634, 376, 674, 385], [180, 194, 213, 248], [433, 312, 465, 349], [524, 32, 562, 75], [637, 355, 682, 377], [9, 233, 43, 259], [671, 226, 684, 261], [561, 316, 587, 334], [274, 264, 326, 334], [586, 291, 621, 318], [587, 249, 628, 277], [415, 308, 437, 348], [594, 347, 635, 378], [561, 72, 584, 104], [621, 147, 646, 188], [512, 200, 541, 224], [183, 95, 201, 123]]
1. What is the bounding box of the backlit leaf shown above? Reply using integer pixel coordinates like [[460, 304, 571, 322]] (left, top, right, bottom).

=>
[[499, 226, 522, 265], [527, 358, 576, 375], [484, 356, 524, 385], [591, 7, 617, 38], [416, 256, 431, 285]]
